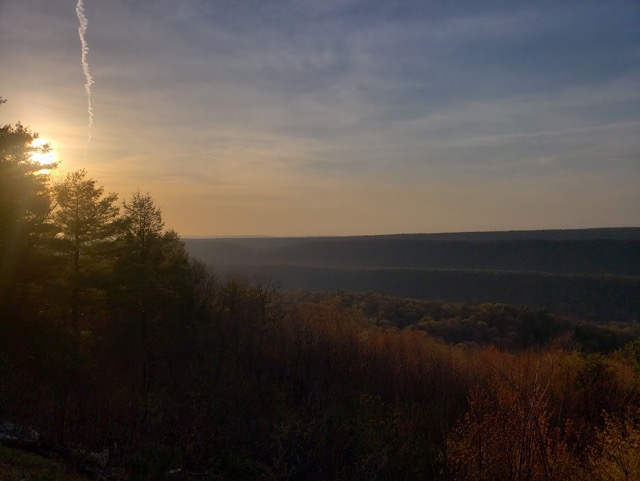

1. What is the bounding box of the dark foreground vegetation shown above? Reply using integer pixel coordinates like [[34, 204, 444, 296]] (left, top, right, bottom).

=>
[[2, 103, 640, 480], [0, 446, 90, 480]]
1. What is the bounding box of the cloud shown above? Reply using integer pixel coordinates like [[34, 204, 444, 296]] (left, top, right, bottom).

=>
[[2, 0, 639, 235]]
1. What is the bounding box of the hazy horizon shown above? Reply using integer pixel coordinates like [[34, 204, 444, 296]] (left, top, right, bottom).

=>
[[182, 226, 640, 240], [2, 0, 639, 236]]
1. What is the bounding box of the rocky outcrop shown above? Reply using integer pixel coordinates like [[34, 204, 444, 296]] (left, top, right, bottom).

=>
[[0, 421, 41, 449]]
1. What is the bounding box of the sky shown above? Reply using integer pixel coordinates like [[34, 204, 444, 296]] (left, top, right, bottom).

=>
[[1, 0, 639, 237]]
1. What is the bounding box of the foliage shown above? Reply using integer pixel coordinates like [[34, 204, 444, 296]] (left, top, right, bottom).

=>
[[0, 116, 56, 294], [53, 169, 120, 253], [285, 291, 640, 353], [53, 169, 120, 331], [447, 367, 576, 481], [121, 190, 164, 264], [585, 409, 640, 481]]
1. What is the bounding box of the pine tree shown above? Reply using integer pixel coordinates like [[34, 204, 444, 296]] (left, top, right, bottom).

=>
[[53, 169, 119, 333]]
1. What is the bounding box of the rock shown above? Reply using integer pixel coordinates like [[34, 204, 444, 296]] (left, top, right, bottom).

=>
[[0, 421, 40, 446]]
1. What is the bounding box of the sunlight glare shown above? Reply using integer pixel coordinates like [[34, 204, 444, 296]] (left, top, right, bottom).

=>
[[30, 138, 57, 166]]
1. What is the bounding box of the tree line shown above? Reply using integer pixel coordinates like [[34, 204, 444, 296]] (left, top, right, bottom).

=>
[[283, 291, 640, 353], [1, 122, 188, 334], [210, 263, 640, 322]]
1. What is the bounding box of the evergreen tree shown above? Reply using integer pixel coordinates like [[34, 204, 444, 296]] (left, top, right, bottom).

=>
[[53, 169, 119, 332], [114, 191, 192, 390], [0, 101, 57, 294]]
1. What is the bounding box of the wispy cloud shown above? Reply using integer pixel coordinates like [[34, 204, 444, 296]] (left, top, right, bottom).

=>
[[1, 0, 638, 235], [76, 0, 94, 149]]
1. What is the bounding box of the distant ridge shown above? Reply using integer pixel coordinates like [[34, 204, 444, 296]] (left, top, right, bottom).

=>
[[367, 227, 640, 241], [186, 227, 640, 242], [185, 227, 640, 275], [184, 227, 640, 322]]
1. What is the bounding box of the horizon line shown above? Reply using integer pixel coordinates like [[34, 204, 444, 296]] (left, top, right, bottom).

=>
[[181, 226, 640, 240]]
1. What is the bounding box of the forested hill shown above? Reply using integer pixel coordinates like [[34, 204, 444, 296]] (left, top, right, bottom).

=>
[[184, 229, 640, 322], [185, 235, 640, 276], [374, 227, 640, 241]]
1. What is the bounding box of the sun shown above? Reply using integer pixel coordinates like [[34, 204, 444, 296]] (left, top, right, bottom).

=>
[[30, 138, 57, 166]]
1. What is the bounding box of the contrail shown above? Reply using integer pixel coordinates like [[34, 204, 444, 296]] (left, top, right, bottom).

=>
[[76, 0, 94, 153]]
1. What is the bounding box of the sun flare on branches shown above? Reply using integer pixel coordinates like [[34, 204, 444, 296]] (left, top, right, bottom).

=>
[[30, 138, 57, 166]]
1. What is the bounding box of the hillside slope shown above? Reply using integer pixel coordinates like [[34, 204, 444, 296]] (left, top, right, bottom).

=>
[[185, 229, 640, 321]]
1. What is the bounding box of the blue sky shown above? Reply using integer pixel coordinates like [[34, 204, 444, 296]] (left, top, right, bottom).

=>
[[1, 0, 639, 235]]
